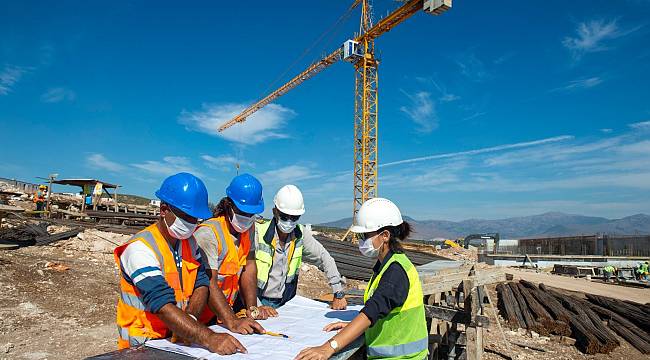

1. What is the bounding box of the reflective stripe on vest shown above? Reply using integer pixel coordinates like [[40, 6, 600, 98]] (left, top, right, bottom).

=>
[[363, 253, 428, 360], [117, 326, 148, 347], [114, 224, 201, 349], [254, 219, 304, 291], [195, 216, 251, 310]]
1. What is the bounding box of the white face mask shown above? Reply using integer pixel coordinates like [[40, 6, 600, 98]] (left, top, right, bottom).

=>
[[276, 216, 298, 234], [164, 215, 197, 240], [230, 210, 255, 233], [359, 234, 381, 258]]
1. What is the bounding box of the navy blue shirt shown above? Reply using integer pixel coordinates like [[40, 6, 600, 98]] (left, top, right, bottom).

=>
[[360, 251, 410, 326]]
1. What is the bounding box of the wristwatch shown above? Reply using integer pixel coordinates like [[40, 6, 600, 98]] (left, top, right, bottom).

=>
[[249, 306, 260, 319], [333, 291, 345, 299], [329, 339, 339, 351]]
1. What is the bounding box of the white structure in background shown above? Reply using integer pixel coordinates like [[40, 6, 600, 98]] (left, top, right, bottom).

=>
[[150, 199, 161, 207]]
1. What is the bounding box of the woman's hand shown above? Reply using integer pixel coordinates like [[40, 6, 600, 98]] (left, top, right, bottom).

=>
[[294, 344, 335, 360], [323, 321, 349, 332]]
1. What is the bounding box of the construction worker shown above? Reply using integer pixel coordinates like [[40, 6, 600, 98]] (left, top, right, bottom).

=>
[[194, 173, 277, 324], [114, 172, 246, 354], [255, 185, 347, 310], [295, 198, 428, 360], [33, 185, 47, 212], [638, 261, 649, 281], [602, 265, 616, 282]]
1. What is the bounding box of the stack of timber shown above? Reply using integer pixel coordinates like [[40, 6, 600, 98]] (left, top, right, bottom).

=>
[[497, 280, 650, 355], [0, 220, 83, 248], [313, 235, 446, 281], [585, 294, 650, 354]]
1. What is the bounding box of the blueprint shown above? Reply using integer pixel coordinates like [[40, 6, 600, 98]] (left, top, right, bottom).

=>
[[146, 296, 363, 359]]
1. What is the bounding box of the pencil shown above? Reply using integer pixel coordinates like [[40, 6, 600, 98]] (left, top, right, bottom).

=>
[[264, 331, 290, 338]]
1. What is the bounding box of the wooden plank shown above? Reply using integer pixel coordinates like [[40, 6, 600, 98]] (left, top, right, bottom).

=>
[[420, 269, 505, 295], [424, 305, 489, 326], [463, 279, 482, 360]]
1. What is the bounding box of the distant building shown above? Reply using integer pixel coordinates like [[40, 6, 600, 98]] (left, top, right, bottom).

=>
[[149, 199, 161, 207]]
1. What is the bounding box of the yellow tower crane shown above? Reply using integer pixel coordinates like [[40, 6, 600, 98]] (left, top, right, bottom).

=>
[[218, 0, 452, 218]]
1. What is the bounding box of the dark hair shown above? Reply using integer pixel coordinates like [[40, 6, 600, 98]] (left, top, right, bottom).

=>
[[213, 197, 232, 217], [378, 221, 412, 253]]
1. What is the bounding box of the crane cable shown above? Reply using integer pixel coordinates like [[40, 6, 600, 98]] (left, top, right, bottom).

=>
[[258, 1, 359, 98]]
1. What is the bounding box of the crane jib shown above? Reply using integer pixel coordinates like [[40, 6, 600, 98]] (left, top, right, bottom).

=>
[[216, 0, 453, 132]]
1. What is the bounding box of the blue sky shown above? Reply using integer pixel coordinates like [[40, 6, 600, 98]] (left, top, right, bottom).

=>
[[1, 1, 650, 223]]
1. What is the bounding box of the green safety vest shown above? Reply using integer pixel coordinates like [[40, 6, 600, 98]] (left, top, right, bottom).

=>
[[363, 253, 428, 360], [255, 219, 304, 296], [603, 266, 615, 273]]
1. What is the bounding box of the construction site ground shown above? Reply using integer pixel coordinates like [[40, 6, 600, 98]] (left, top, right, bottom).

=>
[[0, 229, 648, 360]]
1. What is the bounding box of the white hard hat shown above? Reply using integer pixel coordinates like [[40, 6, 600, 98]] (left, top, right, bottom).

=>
[[273, 185, 305, 216], [350, 198, 403, 233]]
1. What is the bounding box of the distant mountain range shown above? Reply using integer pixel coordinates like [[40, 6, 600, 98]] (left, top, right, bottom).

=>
[[318, 212, 650, 239]]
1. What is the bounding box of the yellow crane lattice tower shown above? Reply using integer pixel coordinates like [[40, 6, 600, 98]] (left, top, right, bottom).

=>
[[354, 0, 379, 214]]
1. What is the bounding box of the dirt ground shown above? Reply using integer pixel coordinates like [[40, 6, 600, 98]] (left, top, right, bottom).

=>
[[0, 232, 363, 360]]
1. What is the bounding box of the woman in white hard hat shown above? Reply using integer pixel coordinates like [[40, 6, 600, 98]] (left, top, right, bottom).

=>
[[255, 185, 348, 310], [295, 198, 428, 360]]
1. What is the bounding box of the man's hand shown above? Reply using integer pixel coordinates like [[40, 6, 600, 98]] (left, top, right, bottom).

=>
[[170, 332, 191, 346], [226, 317, 266, 335], [204, 332, 247, 355], [330, 297, 347, 310], [248, 305, 278, 320]]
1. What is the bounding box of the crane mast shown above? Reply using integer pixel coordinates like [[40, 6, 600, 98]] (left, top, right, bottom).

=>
[[353, 0, 379, 216]]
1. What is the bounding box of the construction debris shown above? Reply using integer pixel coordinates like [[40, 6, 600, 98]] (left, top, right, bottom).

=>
[[496, 280, 650, 355], [44, 261, 70, 272]]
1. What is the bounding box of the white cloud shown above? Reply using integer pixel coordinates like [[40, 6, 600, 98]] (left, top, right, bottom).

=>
[[132, 156, 202, 177], [381, 135, 573, 168], [383, 127, 650, 196], [179, 103, 295, 145], [629, 120, 650, 130], [456, 52, 490, 81], [0, 65, 28, 95], [201, 154, 253, 171], [440, 93, 460, 102], [41, 87, 76, 103], [551, 77, 603, 92], [399, 90, 438, 133], [259, 165, 322, 186], [616, 140, 650, 154], [562, 19, 638, 59], [483, 136, 620, 167], [600, 128, 613, 133], [86, 153, 126, 172]]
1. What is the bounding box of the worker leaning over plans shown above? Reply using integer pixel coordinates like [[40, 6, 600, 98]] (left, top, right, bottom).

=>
[[194, 173, 278, 323], [114, 172, 247, 355], [255, 185, 347, 310], [296, 198, 428, 360]]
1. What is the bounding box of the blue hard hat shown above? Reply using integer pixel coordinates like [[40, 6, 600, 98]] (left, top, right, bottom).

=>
[[155, 172, 213, 220], [226, 173, 264, 214]]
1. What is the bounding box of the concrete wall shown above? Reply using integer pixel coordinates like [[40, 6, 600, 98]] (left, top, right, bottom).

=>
[[0, 177, 39, 194]]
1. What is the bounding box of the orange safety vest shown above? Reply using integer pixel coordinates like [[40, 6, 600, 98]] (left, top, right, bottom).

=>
[[113, 224, 201, 349], [33, 190, 45, 203], [196, 215, 251, 324]]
